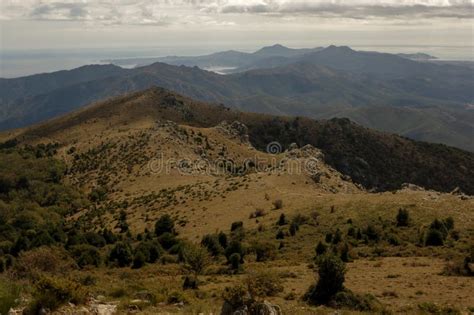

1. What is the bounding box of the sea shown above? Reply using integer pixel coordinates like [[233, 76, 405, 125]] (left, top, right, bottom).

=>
[[1, 45, 473, 79]]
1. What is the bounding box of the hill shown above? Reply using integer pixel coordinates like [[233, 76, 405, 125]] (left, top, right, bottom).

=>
[[7, 87, 474, 195], [1, 87, 473, 314]]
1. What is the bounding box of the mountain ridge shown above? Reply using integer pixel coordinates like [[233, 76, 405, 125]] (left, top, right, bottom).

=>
[[5, 86, 473, 195]]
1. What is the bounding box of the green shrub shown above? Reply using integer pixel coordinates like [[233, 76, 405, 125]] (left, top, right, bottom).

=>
[[201, 234, 224, 256], [230, 221, 243, 232], [229, 253, 241, 270], [305, 254, 346, 305], [182, 275, 198, 290], [0, 280, 20, 315], [132, 251, 146, 269], [425, 228, 444, 246], [26, 276, 87, 314], [364, 225, 380, 241], [182, 244, 210, 275], [289, 222, 298, 236], [386, 233, 401, 246], [70, 245, 102, 268], [252, 241, 276, 262], [332, 229, 342, 244], [155, 214, 175, 237], [158, 232, 179, 250], [108, 241, 133, 267], [396, 208, 410, 227], [272, 199, 283, 210], [331, 290, 381, 311], [315, 241, 327, 256], [277, 214, 287, 226], [218, 232, 228, 249], [225, 240, 245, 263], [245, 271, 283, 299]]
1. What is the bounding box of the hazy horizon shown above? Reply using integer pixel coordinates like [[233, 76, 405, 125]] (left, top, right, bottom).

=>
[[1, 43, 473, 78]]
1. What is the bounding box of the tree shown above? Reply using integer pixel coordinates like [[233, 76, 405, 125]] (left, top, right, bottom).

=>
[[218, 232, 228, 249], [425, 229, 444, 246], [229, 253, 241, 270], [315, 241, 327, 256], [182, 244, 211, 276], [277, 214, 287, 226], [225, 240, 244, 263], [108, 242, 133, 267], [396, 208, 409, 227], [132, 251, 146, 269], [289, 222, 298, 236], [252, 241, 276, 262], [201, 234, 224, 256], [305, 255, 346, 305], [155, 214, 175, 237]]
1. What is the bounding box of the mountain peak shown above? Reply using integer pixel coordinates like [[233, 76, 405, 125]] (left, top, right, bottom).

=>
[[324, 45, 355, 53], [254, 44, 291, 55]]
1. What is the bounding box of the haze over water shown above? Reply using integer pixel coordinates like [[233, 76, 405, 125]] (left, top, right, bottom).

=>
[[1, 44, 473, 79]]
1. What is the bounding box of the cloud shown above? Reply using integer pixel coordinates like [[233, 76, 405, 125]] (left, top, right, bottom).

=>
[[0, 0, 472, 26], [210, 0, 473, 19]]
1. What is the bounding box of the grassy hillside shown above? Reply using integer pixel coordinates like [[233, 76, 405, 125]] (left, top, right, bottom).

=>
[[0, 87, 472, 314]]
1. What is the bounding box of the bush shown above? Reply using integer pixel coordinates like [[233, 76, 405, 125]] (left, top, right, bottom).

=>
[[425, 228, 444, 246], [429, 219, 448, 239], [135, 240, 164, 263], [132, 251, 146, 269], [364, 225, 380, 241], [182, 275, 198, 290], [331, 290, 381, 311], [277, 214, 287, 226], [332, 229, 342, 244], [444, 217, 455, 231], [252, 241, 276, 262], [225, 240, 245, 263], [305, 254, 346, 305], [276, 230, 285, 240], [155, 214, 175, 237], [315, 241, 327, 256], [272, 199, 283, 210], [0, 280, 20, 315], [339, 243, 350, 262], [108, 242, 133, 267], [229, 253, 241, 270], [289, 222, 298, 236], [14, 246, 75, 277], [158, 232, 179, 250], [230, 221, 243, 232], [182, 244, 211, 275], [70, 245, 102, 268], [26, 276, 87, 314], [201, 234, 224, 256], [218, 232, 228, 249], [386, 233, 401, 246], [245, 271, 283, 299], [83, 232, 106, 248], [396, 208, 410, 227]]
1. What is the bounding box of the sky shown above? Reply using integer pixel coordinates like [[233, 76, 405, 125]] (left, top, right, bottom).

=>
[[0, 0, 473, 51]]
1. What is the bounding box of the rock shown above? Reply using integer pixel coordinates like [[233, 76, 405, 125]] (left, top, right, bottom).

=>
[[401, 183, 425, 191], [288, 143, 299, 151], [220, 300, 281, 315], [216, 121, 250, 144]]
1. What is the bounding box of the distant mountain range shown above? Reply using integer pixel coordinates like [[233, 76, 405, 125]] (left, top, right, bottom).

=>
[[1, 45, 473, 151]]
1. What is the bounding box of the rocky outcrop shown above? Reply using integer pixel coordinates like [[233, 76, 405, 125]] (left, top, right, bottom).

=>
[[216, 121, 250, 144]]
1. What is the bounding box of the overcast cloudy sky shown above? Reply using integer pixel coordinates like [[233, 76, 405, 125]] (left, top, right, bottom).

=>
[[0, 0, 472, 51]]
